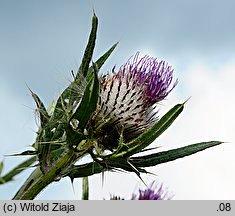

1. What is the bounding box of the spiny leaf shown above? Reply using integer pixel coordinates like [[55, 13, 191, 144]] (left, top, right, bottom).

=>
[[50, 84, 79, 121], [95, 42, 118, 69], [66, 141, 224, 179], [27, 89, 56, 174], [50, 14, 98, 122], [51, 36, 117, 122], [0, 156, 36, 184], [9, 150, 37, 156], [86, 41, 118, 82], [130, 141, 224, 167], [51, 123, 66, 141], [77, 13, 98, 79], [66, 158, 146, 179], [67, 162, 104, 178], [27, 86, 49, 127], [36, 122, 66, 172], [67, 63, 99, 147], [72, 62, 99, 129]]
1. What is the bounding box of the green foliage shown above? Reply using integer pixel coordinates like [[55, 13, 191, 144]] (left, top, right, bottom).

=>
[[86, 42, 118, 83], [27, 87, 49, 128], [67, 141, 223, 178], [0, 157, 36, 185], [130, 141, 223, 167], [78, 13, 98, 78], [67, 63, 99, 148]]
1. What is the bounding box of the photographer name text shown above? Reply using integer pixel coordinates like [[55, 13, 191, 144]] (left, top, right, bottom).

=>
[[3, 202, 75, 213]]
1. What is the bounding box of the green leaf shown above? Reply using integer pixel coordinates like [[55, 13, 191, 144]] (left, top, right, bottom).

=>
[[37, 124, 55, 173], [50, 14, 97, 122], [67, 63, 99, 146], [71, 63, 99, 130], [86, 42, 118, 82], [0, 161, 4, 175], [35, 121, 65, 173], [77, 13, 98, 79], [27, 87, 49, 127], [82, 177, 89, 200], [66, 158, 146, 179], [50, 84, 78, 121], [113, 102, 185, 158], [52, 28, 117, 123], [51, 123, 66, 141], [130, 141, 224, 167], [95, 42, 118, 69], [51, 40, 117, 122], [51, 14, 98, 122], [0, 156, 36, 184], [67, 141, 224, 179], [10, 150, 37, 156], [67, 162, 104, 179]]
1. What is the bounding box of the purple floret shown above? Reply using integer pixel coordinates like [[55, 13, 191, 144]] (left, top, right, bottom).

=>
[[131, 181, 173, 200], [119, 52, 178, 106]]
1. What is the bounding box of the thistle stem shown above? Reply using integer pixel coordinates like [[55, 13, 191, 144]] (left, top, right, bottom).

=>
[[13, 150, 76, 200], [82, 177, 89, 200]]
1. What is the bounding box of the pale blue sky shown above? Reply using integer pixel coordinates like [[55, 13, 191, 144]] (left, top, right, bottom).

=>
[[1, 0, 235, 199], [1, 0, 235, 96]]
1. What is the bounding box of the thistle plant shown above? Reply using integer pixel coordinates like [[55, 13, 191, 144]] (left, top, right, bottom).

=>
[[0, 13, 223, 200]]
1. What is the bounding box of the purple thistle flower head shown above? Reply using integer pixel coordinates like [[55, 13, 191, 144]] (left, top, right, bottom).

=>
[[93, 52, 177, 149], [131, 181, 173, 200], [118, 52, 178, 106]]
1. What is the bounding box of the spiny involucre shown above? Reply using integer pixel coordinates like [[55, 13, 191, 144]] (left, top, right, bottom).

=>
[[91, 52, 178, 150]]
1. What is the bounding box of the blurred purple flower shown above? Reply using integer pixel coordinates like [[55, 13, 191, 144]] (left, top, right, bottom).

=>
[[109, 181, 173, 200], [131, 181, 173, 200]]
